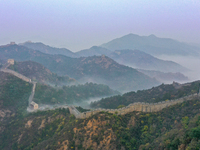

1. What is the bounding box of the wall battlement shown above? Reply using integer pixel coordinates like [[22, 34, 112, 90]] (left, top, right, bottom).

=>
[[0, 68, 32, 83], [75, 93, 199, 119]]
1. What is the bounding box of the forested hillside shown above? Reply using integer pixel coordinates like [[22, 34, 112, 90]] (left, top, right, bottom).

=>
[[0, 44, 159, 92], [1, 98, 200, 149], [34, 82, 119, 105], [91, 81, 200, 109], [8, 60, 76, 86], [1, 70, 200, 149], [0, 72, 32, 113], [0, 71, 32, 139]]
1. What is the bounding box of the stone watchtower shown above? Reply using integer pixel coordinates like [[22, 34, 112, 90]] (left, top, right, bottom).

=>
[[10, 42, 16, 45], [30, 101, 38, 110], [7, 59, 14, 65]]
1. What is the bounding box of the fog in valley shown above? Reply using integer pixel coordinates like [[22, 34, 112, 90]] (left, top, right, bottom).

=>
[[1, 1, 200, 149], [157, 55, 200, 82]]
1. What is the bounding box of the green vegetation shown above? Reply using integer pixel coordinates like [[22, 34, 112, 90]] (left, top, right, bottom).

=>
[[0, 44, 159, 91], [8, 60, 76, 85], [0, 59, 4, 68], [75, 106, 90, 113], [1, 98, 200, 149], [2, 69, 200, 149], [91, 81, 200, 109], [34, 82, 119, 105], [0, 108, 72, 150], [0, 72, 32, 113]]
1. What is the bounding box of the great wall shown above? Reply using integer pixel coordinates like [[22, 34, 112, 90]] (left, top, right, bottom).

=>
[[0, 60, 37, 109], [1, 59, 200, 119], [73, 93, 199, 119]]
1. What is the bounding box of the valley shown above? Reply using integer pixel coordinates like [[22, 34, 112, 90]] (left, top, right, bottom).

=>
[[1, 33, 200, 150], [1, 1, 200, 149]]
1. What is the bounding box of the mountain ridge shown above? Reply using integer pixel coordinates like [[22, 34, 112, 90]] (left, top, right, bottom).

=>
[[101, 33, 200, 56], [20, 41, 77, 58], [8, 60, 76, 86], [0, 44, 159, 92], [108, 49, 188, 73]]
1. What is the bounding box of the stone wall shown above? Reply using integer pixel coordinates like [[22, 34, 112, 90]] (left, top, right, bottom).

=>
[[75, 93, 199, 119], [1, 60, 199, 119], [68, 106, 80, 116], [0, 65, 37, 110], [0, 69, 31, 83]]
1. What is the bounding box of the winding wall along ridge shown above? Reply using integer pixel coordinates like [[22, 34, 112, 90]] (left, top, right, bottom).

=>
[[0, 66, 36, 106], [75, 93, 199, 119], [1, 63, 199, 119]]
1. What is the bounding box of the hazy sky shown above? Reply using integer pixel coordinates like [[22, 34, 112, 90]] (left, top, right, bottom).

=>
[[0, 0, 200, 51]]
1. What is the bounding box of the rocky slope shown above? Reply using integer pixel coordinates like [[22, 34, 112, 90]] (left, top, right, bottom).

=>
[[76, 46, 111, 57]]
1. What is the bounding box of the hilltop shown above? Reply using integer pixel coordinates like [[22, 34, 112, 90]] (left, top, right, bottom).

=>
[[68, 55, 159, 92], [76, 46, 111, 57], [20, 41, 77, 57], [8, 60, 76, 86]]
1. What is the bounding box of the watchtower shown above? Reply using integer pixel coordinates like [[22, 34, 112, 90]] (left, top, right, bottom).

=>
[[30, 101, 38, 110], [7, 59, 14, 65]]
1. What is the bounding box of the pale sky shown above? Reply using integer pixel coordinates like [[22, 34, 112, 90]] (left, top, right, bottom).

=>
[[0, 0, 200, 51]]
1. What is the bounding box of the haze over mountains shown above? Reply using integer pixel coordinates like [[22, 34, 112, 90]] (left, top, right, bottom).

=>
[[17, 33, 199, 85], [1, 69, 200, 150], [1, 33, 200, 150], [21, 33, 200, 57], [1, 0, 200, 148], [1, 33, 199, 89], [20, 41, 77, 58], [101, 34, 200, 56], [20, 34, 193, 72], [8, 60, 76, 86], [108, 49, 188, 73], [76, 46, 111, 57], [137, 69, 189, 84], [0, 44, 159, 92]]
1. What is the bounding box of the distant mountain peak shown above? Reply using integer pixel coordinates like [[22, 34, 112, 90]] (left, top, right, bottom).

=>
[[90, 46, 99, 49], [108, 49, 188, 73], [101, 33, 200, 56], [22, 40, 32, 44], [76, 46, 111, 57], [148, 34, 157, 38], [20, 41, 77, 58]]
